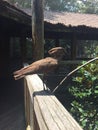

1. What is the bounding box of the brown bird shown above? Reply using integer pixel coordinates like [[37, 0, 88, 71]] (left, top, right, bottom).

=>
[[13, 47, 65, 81]]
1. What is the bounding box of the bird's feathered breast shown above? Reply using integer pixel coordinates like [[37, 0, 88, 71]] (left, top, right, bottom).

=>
[[27, 57, 58, 74]]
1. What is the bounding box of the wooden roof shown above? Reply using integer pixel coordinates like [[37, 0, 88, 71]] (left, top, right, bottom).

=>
[[1, 0, 98, 36], [1, 0, 98, 30], [22, 9, 98, 29], [0, 0, 31, 25], [24, 9, 98, 32], [44, 11, 98, 29]]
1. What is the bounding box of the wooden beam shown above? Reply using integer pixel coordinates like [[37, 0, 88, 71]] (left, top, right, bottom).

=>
[[32, 0, 44, 61], [45, 30, 98, 40], [44, 31, 73, 39]]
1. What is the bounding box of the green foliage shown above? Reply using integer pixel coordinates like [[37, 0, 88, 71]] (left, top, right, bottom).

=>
[[8, 0, 31, 8], [8, 0, 98, 14], [44, 0, 98, 14], [81, 0, 98, 14], [69, 60, 98, 129], [77, 40, 98, 59], [44, 0, 85, 12]]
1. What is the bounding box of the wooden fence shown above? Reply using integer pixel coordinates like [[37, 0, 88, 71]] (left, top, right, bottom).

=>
[[24, 74, 83, 130]]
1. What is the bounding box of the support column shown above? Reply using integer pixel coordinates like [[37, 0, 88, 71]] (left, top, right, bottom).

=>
[[0, 35, 10, 78], [71, 33, 77, 60], [32, 0, 44, 61]]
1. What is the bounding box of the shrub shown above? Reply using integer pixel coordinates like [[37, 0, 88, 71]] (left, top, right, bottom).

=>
[[69, 60, 98, 130]]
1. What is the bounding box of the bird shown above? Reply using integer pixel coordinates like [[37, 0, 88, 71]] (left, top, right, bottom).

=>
[[13, 47, 65, 82]]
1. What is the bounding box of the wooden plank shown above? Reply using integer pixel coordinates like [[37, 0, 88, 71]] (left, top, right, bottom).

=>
[[24, 81, 30, 126], [33, 112, 40, 130], [32, 0, 44, 60], [25, 74, 83, 130]]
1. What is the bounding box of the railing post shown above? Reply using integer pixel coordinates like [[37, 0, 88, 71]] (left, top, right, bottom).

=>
[[24, 74, 83, 130], [24, 80, 30, 128]]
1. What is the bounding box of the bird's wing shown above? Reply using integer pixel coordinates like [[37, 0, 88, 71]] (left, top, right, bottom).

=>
[[13, 57, 58, 80]]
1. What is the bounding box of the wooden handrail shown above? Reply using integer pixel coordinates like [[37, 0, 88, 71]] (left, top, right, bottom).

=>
[[24, 74, 83, 130]]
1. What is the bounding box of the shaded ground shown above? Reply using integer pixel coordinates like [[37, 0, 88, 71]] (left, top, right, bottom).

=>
[[0, 59, 26, 130], [0, 77, 26, 130]]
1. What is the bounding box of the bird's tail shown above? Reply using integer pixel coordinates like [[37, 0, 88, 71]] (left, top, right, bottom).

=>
[[13, 70, 25, 80], [13, 66, 29, 80], [14, 74, 25, 80]]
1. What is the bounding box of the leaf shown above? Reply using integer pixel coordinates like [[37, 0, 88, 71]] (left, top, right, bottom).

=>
[[74, 77, 83, 83], [95, 86, 98, 89], [78, 107, 83, 113], [94, 90, 98, 94], [91, 77, 97, 81]]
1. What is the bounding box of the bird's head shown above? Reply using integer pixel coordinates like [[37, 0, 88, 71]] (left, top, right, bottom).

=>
[[48, 47, 66, 60]]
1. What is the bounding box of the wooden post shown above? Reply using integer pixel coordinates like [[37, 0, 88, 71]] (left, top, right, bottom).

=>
[[20, 33, 27, 63], [32, 0, 44, 61], [71, 33, 77, 60], [0, 35, 10, 77], [20, 28, 27, 65]]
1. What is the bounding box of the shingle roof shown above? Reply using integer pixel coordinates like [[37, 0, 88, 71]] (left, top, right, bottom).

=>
[[3, 0, 98, 29], [44, 11, 98, 28]]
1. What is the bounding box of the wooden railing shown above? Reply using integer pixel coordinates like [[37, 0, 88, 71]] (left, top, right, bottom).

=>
[[24, 74, 83, 130]]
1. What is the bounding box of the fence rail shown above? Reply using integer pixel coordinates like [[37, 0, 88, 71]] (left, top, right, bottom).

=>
[[24, 74, 83, 130]]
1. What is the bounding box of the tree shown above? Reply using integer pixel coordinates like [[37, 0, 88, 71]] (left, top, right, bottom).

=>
[[81, 0, 98, 14], [44, 0, 82, 12], [44, 0, 98, 14], [8, 0, 31, 8], [7, 0, 98, 14]]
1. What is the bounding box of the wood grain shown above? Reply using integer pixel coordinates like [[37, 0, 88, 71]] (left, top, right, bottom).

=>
[[24, 74, 83, 130]]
